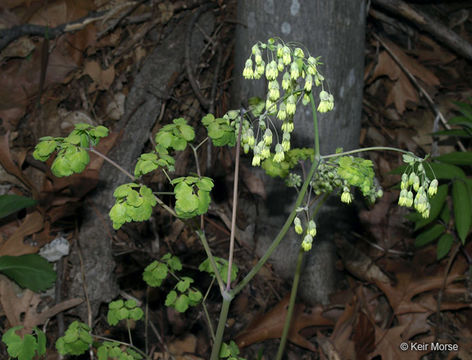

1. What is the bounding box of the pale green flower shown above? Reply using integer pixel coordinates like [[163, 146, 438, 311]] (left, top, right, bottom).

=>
[[302, 234, 313, 251], [273, 144, 285, 163], [294, 217, 303, 234], [290, 61, 300, 80], [294, 47, 304, 58], [428, 179, 438, 197], [252, 154, 261, 166], [307, 220, 317, 237], [304, 74, 313, 92], [281, 121, 294, 133], [265, 60, 278, 81], [263, 129, 273, 146], [243, 59, 254, 79], [341, 189, 353, 204], [277, 59, 284, 72], [282, 72, 291, 90], [286, 95, 296, 115], [282, 46, 291, 65], [268, 80, 280, 101]]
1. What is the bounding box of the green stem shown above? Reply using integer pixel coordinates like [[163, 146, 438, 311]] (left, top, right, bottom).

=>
[[232, 155, 319, 296], [126, 319, 133, 346], [309, 92, 320, 158], [209, 297, 232, 360], [276, 194, 327, 358], [226, 116, 244, 290], [92, 334, 149, 359], [321, 146, 414, 159], [89, 148, 135, 181], [275, 247, 304, 360], [197, 230, 226, 294], [276, 93, 322, 358], [202, 277, 216, 342]]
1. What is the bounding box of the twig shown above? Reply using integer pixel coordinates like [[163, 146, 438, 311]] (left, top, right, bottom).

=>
[[55, 257, 65, 337], [97, 0, 147, 39], [372, 33, 467, 152], [434, 242, 461, 343], [225, 110, 244, 291], [89, 148, 135, 181], [75, 223, 94, 360], [371, 0, 472, 61], [0, 11, 106, 51]]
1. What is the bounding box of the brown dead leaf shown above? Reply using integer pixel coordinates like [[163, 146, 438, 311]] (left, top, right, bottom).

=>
[[168, 334, 197, 356], [413, 35, 456, 65], [0, 133, 38, 196], [375, 260, 469, 316], [369, 37, 440, 114], [335, 235, 391, 285], [0, 276, 82, 333], [368, 325, 431, 360], [235, 295, 334, 351], [330, 302, 356, 360], [83, 60, 115, 92], [353, 312, 375, 360], [0, 211, 43, 256], [397, 312, 431, 341], [0, 275, 40, 330]]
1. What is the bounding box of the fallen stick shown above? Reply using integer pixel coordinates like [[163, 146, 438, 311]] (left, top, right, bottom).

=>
[[372, 0, 472, 62]]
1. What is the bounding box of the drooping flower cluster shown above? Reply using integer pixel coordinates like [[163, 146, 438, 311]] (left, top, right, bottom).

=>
[[398, 153, 438, 218], [241, 38, 335, 168], [294, 216, 317, 251], [310, 156, 383, 205]]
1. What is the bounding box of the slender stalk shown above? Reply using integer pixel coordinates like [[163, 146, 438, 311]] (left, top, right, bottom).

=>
[[226, 116, 244, 290], [190, 144, 202, 178], [126, 320, 133, 346], [321, 146, 415, 159], [197, 230, 225, 294], [154, 196, 178, 218], [275, 247, 304, 360], [202, 277, 216, 342], [92, 334, 150, 359], [89, 148, 135, 181], [309, 92, 320, 159], [209, 297, 232, 360]]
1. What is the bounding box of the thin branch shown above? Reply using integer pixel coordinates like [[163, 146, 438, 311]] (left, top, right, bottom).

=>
[[0, 11, 106, 51], [226, 111, 244, 290], [371, 0, 472, 61], [89, 148, 135, 181]]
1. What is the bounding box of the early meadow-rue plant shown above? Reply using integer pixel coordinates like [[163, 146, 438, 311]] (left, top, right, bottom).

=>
[[25, 34, 443, 360]]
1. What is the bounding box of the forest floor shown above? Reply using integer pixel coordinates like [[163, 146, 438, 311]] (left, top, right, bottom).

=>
[[0, 0, 471, 359]]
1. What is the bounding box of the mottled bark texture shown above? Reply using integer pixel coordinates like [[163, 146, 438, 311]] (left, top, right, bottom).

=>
[[68, 14, 214, 320], [232, 0, 365, 304]]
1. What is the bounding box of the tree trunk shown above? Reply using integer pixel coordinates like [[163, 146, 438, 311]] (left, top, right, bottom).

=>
[[232, 0, 366, 304]]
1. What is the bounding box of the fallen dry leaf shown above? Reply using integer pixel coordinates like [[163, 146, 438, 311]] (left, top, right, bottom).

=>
[[368, 37, 440, 114], [0, 276, 82, 333], [235, 295, 334, 351], [0, 211, 43, 256]]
